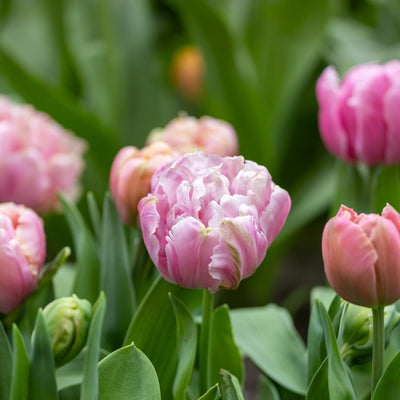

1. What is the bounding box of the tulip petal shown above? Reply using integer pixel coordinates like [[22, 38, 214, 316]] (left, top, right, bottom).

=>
[[383, 79, 400, 163]]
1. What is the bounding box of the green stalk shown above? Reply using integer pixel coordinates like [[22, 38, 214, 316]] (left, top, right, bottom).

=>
[[371, 305, 385, 394], [199, 289, 214, 395]]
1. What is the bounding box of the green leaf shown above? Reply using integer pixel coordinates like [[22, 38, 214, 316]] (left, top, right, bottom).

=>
[[87, 192, 101, 241], [372, 350, 400, 399], [80, 292, 106, 400], [0, 321, 12, 399], [98, 343, 161, 399], [60, 196, 100, 304], [258, 375, 280, 400], [10, 325, 30, 400], [38, 246, 71, 288], [373, 166, 400, 213], [210, 305, 243, 386], [316, 301, 356, 400], [219, 370, 244, 400], [169, 293, 197, 400], [123, 276, 202, 399], [28, 310, 58, 400], [306, 358, 329, 400], [99, 194, 135, 348], [198, 384, 221, 400], [230, 305, 307, 395]]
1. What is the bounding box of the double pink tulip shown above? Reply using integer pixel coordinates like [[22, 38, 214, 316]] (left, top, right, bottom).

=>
[[0, 203, 46, 314], [138, 152, 291, 292], [322, 204, 400, 307], [316, 61, 400, 165], [0, 96, 87, 213]]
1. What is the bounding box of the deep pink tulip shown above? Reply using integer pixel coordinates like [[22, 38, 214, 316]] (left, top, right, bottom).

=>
[[146, 115, 239, 157], [316, 61, 400, 165], [110, 141, 179, 226], [138, 152, 291, 292], [322, 204, 400, 307], [0, 203, 46, 314], [0, 96, 87, 213]]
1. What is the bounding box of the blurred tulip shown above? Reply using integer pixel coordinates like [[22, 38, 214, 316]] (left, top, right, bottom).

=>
[[0, 96, 87, 213], [138, 152, 291, 292], [146, 115, 239, 157], [316, 61, 400, 165], [110, 141, 179, 226], [43, 294, 92, 367], [170, 45, 204, 102], [322, 204, 400, 307], [0, 202, 46, 314]]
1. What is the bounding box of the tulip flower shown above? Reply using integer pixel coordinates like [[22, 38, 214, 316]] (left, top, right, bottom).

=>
[[138, 152, 291, 292], [0, 202, 46, 314], [146, 115, 239, 157], [316, 61, 400, 165], [0, 96, 87, 213], [322, 204, 400, 307], [110, 141, 179, 226]]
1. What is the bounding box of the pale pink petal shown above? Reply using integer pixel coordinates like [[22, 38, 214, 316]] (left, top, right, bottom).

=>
[[383, 79, 400, 163]]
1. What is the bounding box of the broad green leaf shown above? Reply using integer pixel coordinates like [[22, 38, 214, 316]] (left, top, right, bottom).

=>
[[373, 166, 400, 213], [169, 293, 197, 400], [316, 301, 356, 400], [124, 276, 202, 399], [80, 292, 106, 400], [372, 350, 400, 399], [219, 370, 244, 400], [310, 287, 336, 310], [306, 357, 329, 400], [98, 343, 161, 399], [210, 305, 243, 386], [56, 350, 85, 391], [0, 321, 12, 399], [60, 196, 100, 303], [258, 375, 280, 400], [230, 305, 307, 395], [28, 310, 58, 400], [198, 384, 221, 400], [10, 325, 29, 400], [99, 194, 135, 348], [87, 192, 101, 240]]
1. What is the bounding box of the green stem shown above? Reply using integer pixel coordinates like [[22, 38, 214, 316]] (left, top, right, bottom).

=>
[[199, 289, 214, 395], [372, 305, 385, 394]]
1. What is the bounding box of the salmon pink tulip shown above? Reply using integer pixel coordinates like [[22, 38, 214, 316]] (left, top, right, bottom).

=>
[[138, 152, 291, 292], [322, 204, 400, 307]]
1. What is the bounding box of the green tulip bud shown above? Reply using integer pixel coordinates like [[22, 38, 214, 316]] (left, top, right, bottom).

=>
[[43, 294, 92, 367], [340, 302, 400, 365]]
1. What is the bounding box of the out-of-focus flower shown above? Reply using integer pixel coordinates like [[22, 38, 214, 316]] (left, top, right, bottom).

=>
[[170, 45, 204, 102], [146, 115, 239, 157], [340, 302, 400, 365], [316, 61, 400, 165], [138, 152, 291, 292], [322, 204, 400, 307], [43, 294, 92, 367], [110, 141, 179, 226], [0, 96, 87, 213], [0, 202, 46, 314]]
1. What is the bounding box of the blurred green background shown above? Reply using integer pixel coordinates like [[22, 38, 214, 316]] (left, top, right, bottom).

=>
[[1, 0, 400, 317]]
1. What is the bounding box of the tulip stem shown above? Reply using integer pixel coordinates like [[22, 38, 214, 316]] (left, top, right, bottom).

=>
[[199, 289, 214, 395], [372, 305, 385, 394]]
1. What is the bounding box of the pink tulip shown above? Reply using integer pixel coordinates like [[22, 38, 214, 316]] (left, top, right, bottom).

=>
[[322, 204, 400, 307], [138, 152, 291, 292], [316, 61, 400, 165], [110, 141, 179, 226], [0, 202, 46, 314], [146, 115, 239, 157], [0, 96, 87, 213]]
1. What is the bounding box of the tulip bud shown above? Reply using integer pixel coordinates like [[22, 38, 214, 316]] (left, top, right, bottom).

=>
[[341, 303, 400, 365], [322, 204, 400, 307], [43, 295, 92, 367]]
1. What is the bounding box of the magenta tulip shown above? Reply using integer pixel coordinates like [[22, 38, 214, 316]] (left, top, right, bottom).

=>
[[316, 61, 400, 165], [322, 204, 400, 307], [138, 152, 291, 292], [0, 202, 46, 314], [0, 96, 87, 213]]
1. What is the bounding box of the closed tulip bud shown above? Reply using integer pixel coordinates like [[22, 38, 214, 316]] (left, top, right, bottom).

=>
[[341, 303, 400, 365], [43, 295, 92, 367], [146, 115, 239, 157], [316, 61, 400, 165], [138, 152, 291, 292], [322, 204, 400, 307], [0, 202, 46, 314], [110, 141, 179, 226]]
